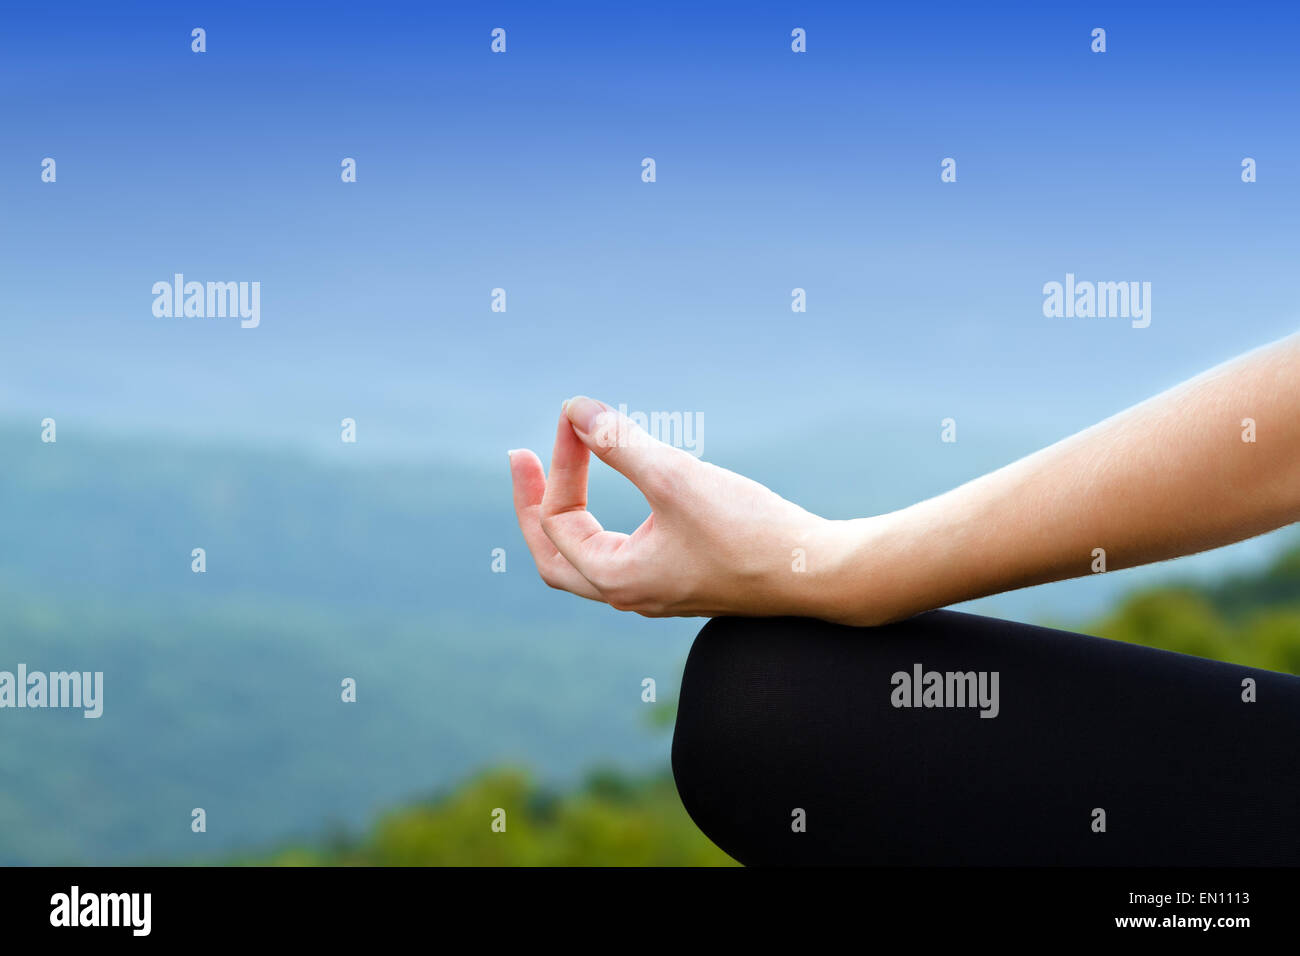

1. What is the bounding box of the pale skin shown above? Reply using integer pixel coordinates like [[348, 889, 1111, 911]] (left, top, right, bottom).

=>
[[509, 333, 1300, 627]]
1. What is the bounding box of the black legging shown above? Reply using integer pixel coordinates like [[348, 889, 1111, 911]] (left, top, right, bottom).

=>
[[671, 610, 1300, 865]]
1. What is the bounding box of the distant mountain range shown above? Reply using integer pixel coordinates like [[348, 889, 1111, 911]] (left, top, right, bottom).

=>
[[0, 426, 697, 864], [1, 424, 1295, 863]]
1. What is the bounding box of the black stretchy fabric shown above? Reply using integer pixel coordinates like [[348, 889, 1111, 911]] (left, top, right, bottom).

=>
[[670, 610, 1300, 866]]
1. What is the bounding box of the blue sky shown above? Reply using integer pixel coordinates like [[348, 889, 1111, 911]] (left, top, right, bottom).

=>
[[2, 0, 1298, 617]]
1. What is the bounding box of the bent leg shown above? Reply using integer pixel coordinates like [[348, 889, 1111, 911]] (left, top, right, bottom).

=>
[[671, 610, 1300, 865]]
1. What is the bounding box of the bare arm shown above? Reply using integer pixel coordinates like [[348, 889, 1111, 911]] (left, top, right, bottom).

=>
[[509, 334, 1300, 627], [823, 333, 1300, 624]]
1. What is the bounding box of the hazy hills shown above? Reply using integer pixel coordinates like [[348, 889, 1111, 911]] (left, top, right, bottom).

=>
[[0, 427, 696, 863]]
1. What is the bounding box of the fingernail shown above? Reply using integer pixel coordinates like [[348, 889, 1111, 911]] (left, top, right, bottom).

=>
[[563, 395, 606, 434], [507, 448, 522, 461]]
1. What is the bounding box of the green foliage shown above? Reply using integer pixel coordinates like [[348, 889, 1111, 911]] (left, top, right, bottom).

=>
[[232, 768, 736, 867], [1199, 546, 1300, 622], [1089, 544, 1300, 674]]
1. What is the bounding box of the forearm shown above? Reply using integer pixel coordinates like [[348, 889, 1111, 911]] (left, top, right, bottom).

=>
[[822, 333, 1300, 626]]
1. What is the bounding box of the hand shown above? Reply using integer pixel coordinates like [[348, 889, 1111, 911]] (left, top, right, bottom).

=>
[[509, 397, 848, 619], [516, 336, 1300, 629]]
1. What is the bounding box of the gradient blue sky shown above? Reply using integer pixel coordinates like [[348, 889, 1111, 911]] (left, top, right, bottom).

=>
[[3, 1, 1298, 615]]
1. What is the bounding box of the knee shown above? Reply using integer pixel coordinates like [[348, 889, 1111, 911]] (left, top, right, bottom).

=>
[[670, 616, 858, 865], [671, 617, 758, 863]]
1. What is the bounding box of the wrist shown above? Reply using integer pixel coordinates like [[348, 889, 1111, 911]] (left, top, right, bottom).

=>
[[811, 511, 920, 627]]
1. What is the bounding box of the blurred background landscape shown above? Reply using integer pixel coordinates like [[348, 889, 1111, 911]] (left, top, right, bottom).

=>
[[2, 1, 1298, 865], [0, 426, 1296, 866]]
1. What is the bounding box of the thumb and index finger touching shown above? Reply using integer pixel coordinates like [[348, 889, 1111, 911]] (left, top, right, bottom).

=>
[[510, 396, 689, 586], [559, 396, 689, 506]]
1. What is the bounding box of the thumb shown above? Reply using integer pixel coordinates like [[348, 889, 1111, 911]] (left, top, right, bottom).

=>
[[562, 396, 693, 503]]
